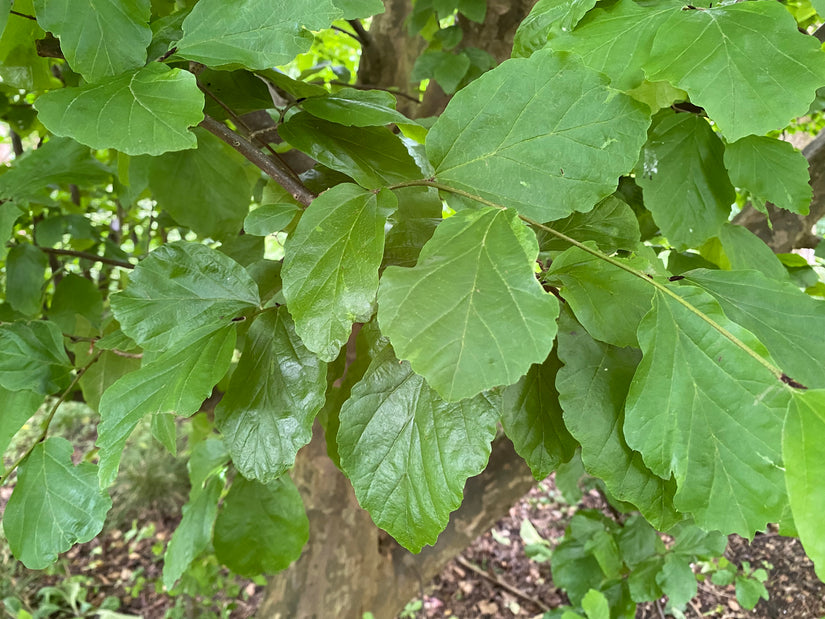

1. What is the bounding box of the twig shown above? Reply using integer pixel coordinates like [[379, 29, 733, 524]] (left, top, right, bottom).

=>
[[814, 23, 825, 43], [688, 599, 704, 618], [348, 19, 372, 46], [38, 246, 134, 269], [10, 10, 36, 20], [655, 599, 667, 619], [199, 114, 316, 207], [455, 555, 549, 612], [332, 25, 361, 42]]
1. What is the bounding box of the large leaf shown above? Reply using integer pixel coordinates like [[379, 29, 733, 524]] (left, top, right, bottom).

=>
[[623, 286, 791, 535], [5, 243, 47, 316], [426, 49, 650, 223], [279, 113, 422, 189], [110, 242, 259, 351], [511, 0, 597, 58], [686, 269, 825, 390], [0, 387, 44, 459], [34, 64, 204, 156], [97, 325, 236, 487], [501, 349, 578, 480], [33, 0, 151, 82], [215, 308, 326, 482], [378, 207, 559, 401], [0, 320, 72, 395], [213, 474, 309, 577], [147, 129, 256, 239], [176, 0, 341, 70], [283, 184, 395, 361], [300, 88, 412, 127], [3, 437, 111, 569], [783, 390, 825, 581], [635, 111, 734, 248], [556, 311, 679, 530], [337, 346, 500, 552], [646, 1, 825, 141], [723, 136, 812, 215]]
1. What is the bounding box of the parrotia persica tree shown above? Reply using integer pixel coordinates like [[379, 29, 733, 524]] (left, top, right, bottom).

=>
[[1, 0, 825, 614]]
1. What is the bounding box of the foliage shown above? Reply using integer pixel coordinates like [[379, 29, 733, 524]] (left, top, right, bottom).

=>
[[0, 0, 824, 616]]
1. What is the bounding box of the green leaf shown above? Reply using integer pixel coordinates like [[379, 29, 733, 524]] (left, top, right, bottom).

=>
[[34, 64, 204, 156], [213, 474, 309, 577], [300, 88, 413, 127], [5, 244, 47, 316], [162, 476, 221, 590], [110, 242, 259, 351], [783, 390, 825, 581], [669, 520, 727, 558], [283, 184, 396, 362], [581, 589, 610, 619], [616, 515, 665, 570], [3, 437, 111, 569], [0, 1, 10, 39], [511, 0, 597, 59], [501, 349, 577, 480], [547, 245, 654, 348], [556, 311, 680, 530], [244, 203, 299, 236], [686, 269, 825, 390], [33, 0, 151, 82], [151, 412, 177, 455], [337, 346, 500, 552], [0, 387, 43, 459], [716, 224, 788, 282], [723, 136, 812, 215], [49, 274, 104, 333], [0, 0, 60, 90], [176, 0, 341, 70], [215, 308, 326, 482], [635, 111, 735, 248], [646, 1, 825, 141], [97, 324, 236, 487], [427, 49, 650, 222], [628, 557, 665, 602], [332, 0, 385, 19], [279, 113, 422, 189], [187, 437, 230, 496], [378, 207, 559, 401], [0, 320, 72, 395], [537, 195, 640, 254], [412, 51, 471, 95], [656, 554, 697, 610], [147, 129, 256, 239], [735, 576, 769, 610], [75, 348, 141, 414], [623, 286, 790, 535], [0, 204, 20, 261]]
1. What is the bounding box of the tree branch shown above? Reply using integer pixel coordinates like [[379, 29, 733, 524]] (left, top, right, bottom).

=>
[[199, 114, 316, 208], [38, 246, 134, 269]]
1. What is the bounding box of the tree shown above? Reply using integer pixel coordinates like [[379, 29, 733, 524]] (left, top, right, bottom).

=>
[[0, 0, 824, 617]]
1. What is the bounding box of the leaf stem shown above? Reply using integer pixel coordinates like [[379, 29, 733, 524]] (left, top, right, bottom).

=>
[[0, 351, 103, 486], [389, 179, 787, 382]]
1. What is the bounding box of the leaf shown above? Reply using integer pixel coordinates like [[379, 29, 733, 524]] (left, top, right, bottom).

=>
[[623, 286, 790, 535], [3, 437, 111, 569], [378, 207, 559, 401], [723, 136, 812, 215], [0, 0, 60, 90], [556, 311, 680, 530], [635, 111, 734, 248], [412, 51, 471, 95], [279, 112, 422, 189], [0, 320, 72, 395], [537, 195, 640, 254], [5, 243, 47, 316], [646, 1, 825, 141], [283, 184, 396, 361], [110, 242, 259, 351], [34, 64, 204, 156], [501, 350, 578, 480], [581, 589, 611, 619], [97, 325, 236, 488], [686, 269, 825, 390], [547, 245, 654, 348], [75, 349, 141, 414], [33, 0, 151, 82], [337, 346, 500, 552], [656, 554, 697, 610], [49, 274, 104, 333], [511, 0, 598, 58], [0, 387, 43, 459], [213, 474, 309, 577], [300, 88, 413, 127], [244, 203, 299, 236], [735, 576, 769, 610], [215, 308, 326, 482], [162, 476, 221, 589], [716, 224, 788, 282], [176, 0, 341, 70], [187, 437, 230, 496], [332, 0, 385, 19], [147, 129, 257, 240], [426, 49, 650, 223]]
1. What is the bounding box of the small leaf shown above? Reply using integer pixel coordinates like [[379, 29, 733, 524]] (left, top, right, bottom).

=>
[[735, 576, 769, 610], [3, 437, 111, 569], [512, 0, 597, 58], [378, 207, 559, 401], [581, 589, 611, 619], [244, 203, 299, 236], [300, 88, 413, 127], [33, 0, 151, 82], [213, 474, 309, 577], [177, 0, 341, 70], [215, 308, 326, 482], [337, 346, 499, 552], [34, 64, 204, 156], [110, 242, 259, 351], [656, 554, 697, 610], [0, 320, 72, 395], [283, 184, 396, 361], [427, 49, 650, 222], [5, 243, 47, 316]]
